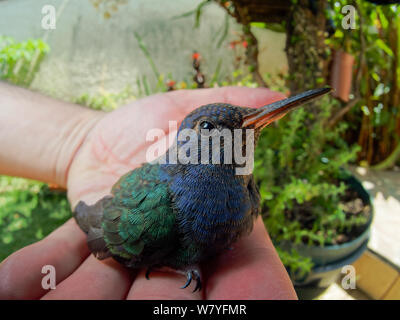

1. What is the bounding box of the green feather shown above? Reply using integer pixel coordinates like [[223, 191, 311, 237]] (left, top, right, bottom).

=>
[[102, 163, 177, 267]]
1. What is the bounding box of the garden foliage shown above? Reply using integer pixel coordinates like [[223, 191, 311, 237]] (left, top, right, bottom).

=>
[[0, 36, 49, 87]]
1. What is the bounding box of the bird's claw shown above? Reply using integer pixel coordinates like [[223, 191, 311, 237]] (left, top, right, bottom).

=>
[[145, 266, 202, 292], [145, 267, 152, 280], [180, 269, 202, 292], [181, 271, 192, 289]]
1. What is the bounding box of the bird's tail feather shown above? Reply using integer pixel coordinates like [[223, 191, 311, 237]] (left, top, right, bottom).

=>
[[73, 196, 113, 260]]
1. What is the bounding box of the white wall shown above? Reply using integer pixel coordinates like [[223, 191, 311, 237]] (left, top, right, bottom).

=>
[[0, 0, 287, 100]]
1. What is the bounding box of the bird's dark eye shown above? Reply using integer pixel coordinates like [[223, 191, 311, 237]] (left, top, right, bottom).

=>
[[199, 121, 215, 130]]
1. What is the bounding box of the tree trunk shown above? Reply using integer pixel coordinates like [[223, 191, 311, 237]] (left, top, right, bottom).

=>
[[229, 3, 268, 87], [285, 0, 328, 99]]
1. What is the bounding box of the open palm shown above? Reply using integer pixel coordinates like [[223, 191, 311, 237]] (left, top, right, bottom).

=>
[[0, 87, 297, 300]]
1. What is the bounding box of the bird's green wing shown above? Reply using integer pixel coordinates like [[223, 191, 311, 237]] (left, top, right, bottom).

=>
[[102, 163, 177, 267]]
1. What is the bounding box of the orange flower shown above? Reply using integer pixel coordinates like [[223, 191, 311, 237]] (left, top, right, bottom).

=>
[[167, 80, 176, 87], [192, 52, 200, 60]]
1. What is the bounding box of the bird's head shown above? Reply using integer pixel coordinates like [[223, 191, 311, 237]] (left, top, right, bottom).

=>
[[171, 87, 331, 173]]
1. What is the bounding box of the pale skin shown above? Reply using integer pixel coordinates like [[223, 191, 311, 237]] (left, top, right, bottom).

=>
[[0, 82, 297, 299]]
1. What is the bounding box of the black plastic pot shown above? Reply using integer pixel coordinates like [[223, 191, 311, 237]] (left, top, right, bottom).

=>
[[294, 240, 369, 300], [281, 175, 374, 297], [330, 50, 355, 102]]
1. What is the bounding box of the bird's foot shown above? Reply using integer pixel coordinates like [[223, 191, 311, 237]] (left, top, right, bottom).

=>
[[145, 267, 153, 280], [144, 265, 202, 292], [180, 267, 202, 292]]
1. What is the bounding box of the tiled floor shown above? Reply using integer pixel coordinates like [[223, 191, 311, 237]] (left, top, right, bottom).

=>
[[318, 281, 371, 300], [349, 166, 400, 268], [318, 166, 400, 300]]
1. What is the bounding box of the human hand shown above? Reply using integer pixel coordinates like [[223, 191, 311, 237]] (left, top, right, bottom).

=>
[[0, 87, 297, 300]]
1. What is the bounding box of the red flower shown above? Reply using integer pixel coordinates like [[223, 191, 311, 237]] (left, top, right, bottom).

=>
[[242, 41, 248, 48], [192, 52, 200, 60], [167, 80, 176, 87]]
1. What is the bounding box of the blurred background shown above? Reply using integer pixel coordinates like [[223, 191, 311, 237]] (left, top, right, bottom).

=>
[[0, 0, 399, 299]]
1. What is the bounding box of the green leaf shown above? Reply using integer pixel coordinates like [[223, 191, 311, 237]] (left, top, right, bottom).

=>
[[133, 32, 160, 80], [194, 0, 211, 28], [375, 39, 393, 57], [216, 12, 229, 48], [250, 22, 266, 29]]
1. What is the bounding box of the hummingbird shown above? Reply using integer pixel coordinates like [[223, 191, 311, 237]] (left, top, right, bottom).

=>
[[74, 87, 331, 292]]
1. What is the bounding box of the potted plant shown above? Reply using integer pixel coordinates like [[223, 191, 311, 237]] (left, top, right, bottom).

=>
[[254, 94, 374, 298], [330, 48, 355, 102], [133, 24, 374, 298]]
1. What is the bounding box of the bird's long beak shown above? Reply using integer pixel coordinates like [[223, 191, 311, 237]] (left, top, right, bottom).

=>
[[241, 87, 332, 129]]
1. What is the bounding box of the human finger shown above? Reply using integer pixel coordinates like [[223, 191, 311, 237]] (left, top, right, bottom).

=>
[[0, 219, 89, 299], [204, 217, 297, 300], [41, 255, 134, 300]]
